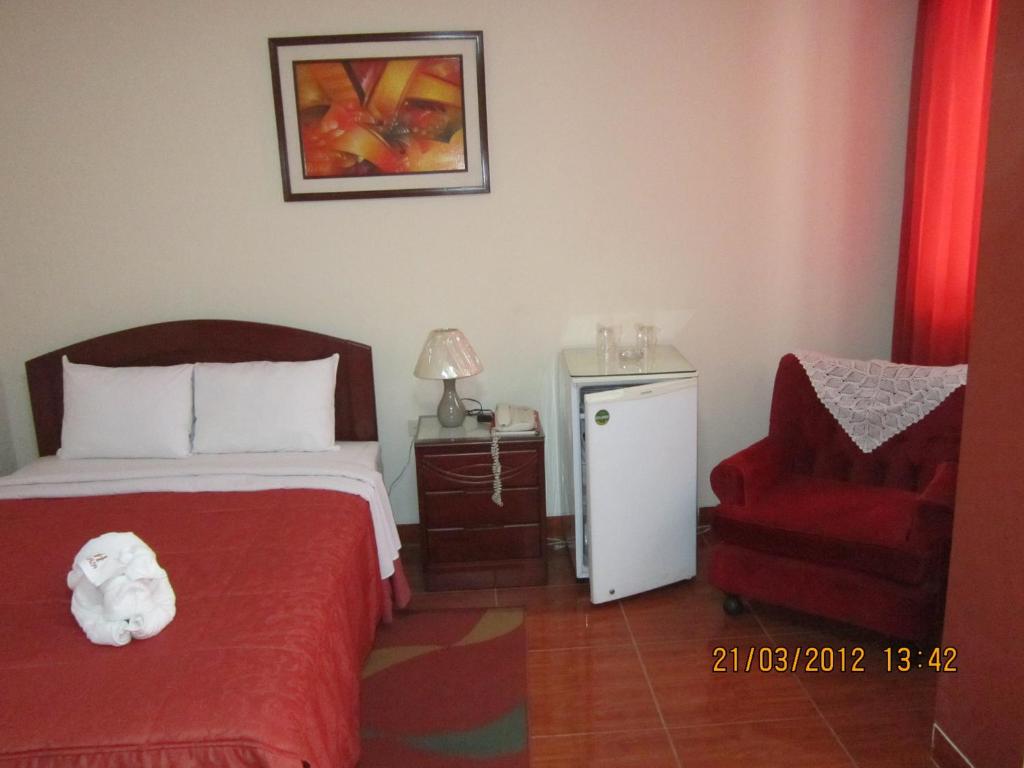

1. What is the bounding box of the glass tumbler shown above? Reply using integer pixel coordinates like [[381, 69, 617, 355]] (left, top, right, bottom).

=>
[[596, 324, 617, 371], [636, 324, 657, 364]]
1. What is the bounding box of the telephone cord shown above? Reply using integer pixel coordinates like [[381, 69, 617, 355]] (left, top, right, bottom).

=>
[[490, 431, 504, 507]]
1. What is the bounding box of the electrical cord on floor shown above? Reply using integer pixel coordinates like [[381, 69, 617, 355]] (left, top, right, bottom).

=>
[[386, 437, 415, 496], [546, 537, 569, 550], [697, 524, 712, 536]]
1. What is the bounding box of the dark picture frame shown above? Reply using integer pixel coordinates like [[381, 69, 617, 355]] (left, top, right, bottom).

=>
[[268, 31, 489, 201]]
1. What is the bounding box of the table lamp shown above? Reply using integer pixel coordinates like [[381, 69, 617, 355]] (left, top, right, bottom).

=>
[[414, 328, 483, 427]]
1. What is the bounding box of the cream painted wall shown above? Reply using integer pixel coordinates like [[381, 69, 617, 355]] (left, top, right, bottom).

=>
[[0, 1, 917, 522]]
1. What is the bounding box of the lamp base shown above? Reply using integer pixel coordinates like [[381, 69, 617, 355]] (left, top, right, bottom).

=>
[[437, 378, 467, 428]]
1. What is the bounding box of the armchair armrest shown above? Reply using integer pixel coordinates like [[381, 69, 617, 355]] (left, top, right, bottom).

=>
[[710, 436, 787, 506], [919, 461, 958, 508], [912, 461, 959, 547]]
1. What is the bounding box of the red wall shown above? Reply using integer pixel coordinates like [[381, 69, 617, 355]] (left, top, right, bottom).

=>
[[934, 2, 1024, 766]]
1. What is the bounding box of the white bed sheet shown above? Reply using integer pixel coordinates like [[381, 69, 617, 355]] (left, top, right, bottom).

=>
[[0, 442, 400, 578]]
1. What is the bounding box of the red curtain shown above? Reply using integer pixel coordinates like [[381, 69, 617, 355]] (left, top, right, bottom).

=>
[[892, 0, 998, 365]]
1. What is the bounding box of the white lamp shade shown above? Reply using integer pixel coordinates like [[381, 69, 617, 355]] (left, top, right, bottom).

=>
[[414, 329, 483, 380]]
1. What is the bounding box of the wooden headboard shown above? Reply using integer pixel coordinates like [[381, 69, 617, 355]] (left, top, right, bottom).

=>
[[25, 319, 378, 456]]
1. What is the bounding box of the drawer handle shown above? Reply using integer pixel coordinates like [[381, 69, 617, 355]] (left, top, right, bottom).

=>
[[427, 523, 539, 532], [420, 457, 538, 484]]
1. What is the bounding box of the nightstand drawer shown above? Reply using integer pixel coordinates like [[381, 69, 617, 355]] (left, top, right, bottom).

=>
[[416, 449, 540, 492], [426, 525, 542, 563], [421, 488, 540, 528]]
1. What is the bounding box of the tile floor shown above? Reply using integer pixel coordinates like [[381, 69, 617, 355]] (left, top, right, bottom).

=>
[[399, 534, 939, 768]]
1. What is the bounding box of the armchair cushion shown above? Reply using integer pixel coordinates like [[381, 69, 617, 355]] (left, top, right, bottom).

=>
[[714, 476, 939, 585]]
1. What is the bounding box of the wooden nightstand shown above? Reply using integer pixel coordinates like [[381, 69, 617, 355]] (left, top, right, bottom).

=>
[[415, 415, 547, 590]]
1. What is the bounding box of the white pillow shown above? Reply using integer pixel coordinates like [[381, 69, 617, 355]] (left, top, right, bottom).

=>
[[192, 354, 339, 453], [59, 357, 194, 459]]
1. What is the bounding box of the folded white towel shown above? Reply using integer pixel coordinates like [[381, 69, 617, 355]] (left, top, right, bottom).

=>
[[71, 531, 164, 586], [67, 532, 176, 647], [101, 574, 176, 639], [70, 579, 133, 646]]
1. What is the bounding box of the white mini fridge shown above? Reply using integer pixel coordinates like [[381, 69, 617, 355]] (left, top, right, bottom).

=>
[[558, 346, 698, 603]]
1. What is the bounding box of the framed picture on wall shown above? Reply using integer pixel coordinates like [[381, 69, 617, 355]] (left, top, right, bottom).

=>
[[268, 31, 489, 201]]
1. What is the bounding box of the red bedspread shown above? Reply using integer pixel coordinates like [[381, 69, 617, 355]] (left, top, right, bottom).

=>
[[0, 489, 384, 768]]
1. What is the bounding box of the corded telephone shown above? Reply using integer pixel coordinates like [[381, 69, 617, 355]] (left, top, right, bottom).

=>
[[490, 404, 538, 507], [493, 403, 538, 432]]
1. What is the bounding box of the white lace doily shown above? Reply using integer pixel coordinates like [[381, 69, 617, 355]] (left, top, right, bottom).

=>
[[793, 350, 967, 453]]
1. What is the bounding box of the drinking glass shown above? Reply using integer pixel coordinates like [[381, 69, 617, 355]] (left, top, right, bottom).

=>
[[596, 324, 617, 372], [636, 324, 657, 367], [596, 325, 616, 356], [636, 324, 657, 353]]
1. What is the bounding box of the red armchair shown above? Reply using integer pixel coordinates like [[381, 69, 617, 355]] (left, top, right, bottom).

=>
[[709, 354, 964, 641]]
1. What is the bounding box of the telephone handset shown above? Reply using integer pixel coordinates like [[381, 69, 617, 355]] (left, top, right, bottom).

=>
[[494, 403, 538, 432], [490, 404, 538, 507]]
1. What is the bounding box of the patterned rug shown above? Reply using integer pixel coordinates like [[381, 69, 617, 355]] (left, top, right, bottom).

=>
[[359, 607, 529, 767]]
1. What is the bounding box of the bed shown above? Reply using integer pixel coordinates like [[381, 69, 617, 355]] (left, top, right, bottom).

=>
[[0, 320, 409, 768]]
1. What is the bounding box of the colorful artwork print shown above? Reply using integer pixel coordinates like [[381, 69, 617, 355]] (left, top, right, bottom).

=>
[[269, 31, 488, 200], [294, 56, 467, 179]]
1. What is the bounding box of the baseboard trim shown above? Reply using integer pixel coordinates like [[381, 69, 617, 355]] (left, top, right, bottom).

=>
[[931, 723, 976, 768]]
